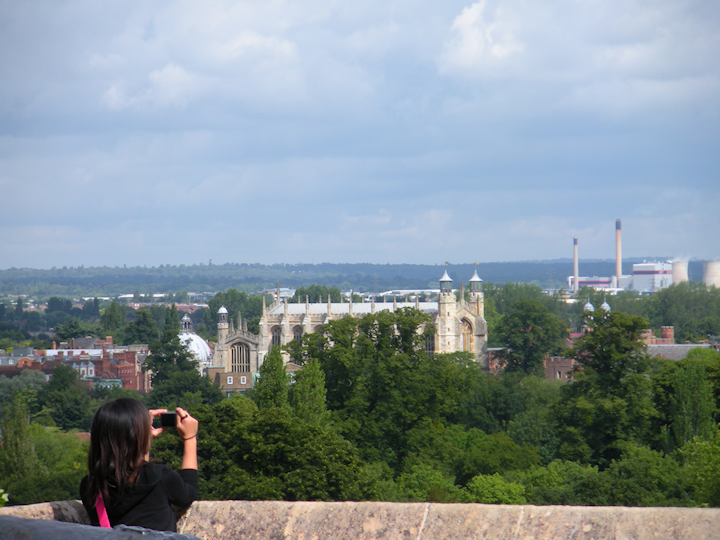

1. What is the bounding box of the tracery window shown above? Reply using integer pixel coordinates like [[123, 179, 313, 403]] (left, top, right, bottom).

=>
[[231, 343, 250, 372], [425, 334, 435, 357], [271, 327, 282, 349], [293, 326, 303, 343]]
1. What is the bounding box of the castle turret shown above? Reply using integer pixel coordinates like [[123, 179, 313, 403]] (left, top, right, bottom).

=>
[[216, 306, 229, 370], [469, 268, 484, 317], [217, 306, 229, 342]]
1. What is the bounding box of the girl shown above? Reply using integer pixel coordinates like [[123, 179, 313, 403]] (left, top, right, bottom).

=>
[[80, 398, 198, 532]]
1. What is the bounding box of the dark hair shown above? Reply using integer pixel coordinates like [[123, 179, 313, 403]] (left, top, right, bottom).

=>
[[86, 398, 152, 505]]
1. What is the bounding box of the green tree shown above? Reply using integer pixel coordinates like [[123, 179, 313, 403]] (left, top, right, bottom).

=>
[[204, 289, 267, 336], [144, 321, 197, 386], [555, 310, 656, 467], [464, 473, 526, 504], [653, 352, 717, 453], [14, 297, 25, 318], [36, 365, 93, 431], [123, 308, 159, 344], [254, 347, 289, 410], [646, 282, 720, 343], [100, 301, 126, 332], [495, 299, 568, 375], [289, 357, 329, 424], [55, 317, 88, 341]]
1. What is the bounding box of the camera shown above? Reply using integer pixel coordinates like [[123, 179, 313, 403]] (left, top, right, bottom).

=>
[[160, 412, 177, 428]]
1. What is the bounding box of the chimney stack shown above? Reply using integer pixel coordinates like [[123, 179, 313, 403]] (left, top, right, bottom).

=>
[[615, 219, 622, 279], [573, 237, 579, 293]]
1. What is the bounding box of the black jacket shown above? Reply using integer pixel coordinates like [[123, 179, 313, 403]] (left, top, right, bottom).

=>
[[80, 463, 198, 532]]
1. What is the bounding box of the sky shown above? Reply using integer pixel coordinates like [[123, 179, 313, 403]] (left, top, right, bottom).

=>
[[1, 0, 719, 269]]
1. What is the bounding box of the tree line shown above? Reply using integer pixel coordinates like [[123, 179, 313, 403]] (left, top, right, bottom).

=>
[[1, 281, 720, 507]]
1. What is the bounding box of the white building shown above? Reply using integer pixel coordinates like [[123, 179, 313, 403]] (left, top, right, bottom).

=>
[[631, 262, 673, 292]]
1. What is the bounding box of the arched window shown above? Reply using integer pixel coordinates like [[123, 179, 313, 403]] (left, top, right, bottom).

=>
[[231, 343, 250, 372], [314, 325, 324, 334], [271, 327, 282, 349], [462, 319, 473, 352], [293, 326, 303, 343], [425, 334, 435, 357]]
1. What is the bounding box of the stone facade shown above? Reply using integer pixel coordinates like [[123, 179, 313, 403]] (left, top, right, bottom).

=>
[[210, 270, 488, 394]]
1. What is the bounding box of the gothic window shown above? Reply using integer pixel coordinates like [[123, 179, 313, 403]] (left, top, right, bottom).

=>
[[425, 334, 435, 357], [271, 327, 282, 349], [293, 326, 303, 343], [231, 343, 250, 372], [462, 319, 473, 352]]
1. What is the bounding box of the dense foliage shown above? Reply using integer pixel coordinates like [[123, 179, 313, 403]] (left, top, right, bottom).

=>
[[1, 280, 720, 509]]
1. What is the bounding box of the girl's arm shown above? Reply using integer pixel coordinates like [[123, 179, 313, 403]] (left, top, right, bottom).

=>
[[175, 407, 198, 470]]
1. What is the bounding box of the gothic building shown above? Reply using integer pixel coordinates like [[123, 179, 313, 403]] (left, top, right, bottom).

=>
[[208, 269, 488, 395]]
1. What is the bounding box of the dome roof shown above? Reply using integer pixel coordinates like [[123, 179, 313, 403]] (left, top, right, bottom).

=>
[[218, 306, 228, 314], [583, 301, 595, 312], [601, 301, 611, 312], [179, 333, 212, 366], [439, 270, 452, 283]]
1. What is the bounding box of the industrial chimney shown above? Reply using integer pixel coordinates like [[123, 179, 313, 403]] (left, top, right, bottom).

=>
[[573, 237, 579, 293], [703, 261, 720, 288], [615, 219, 622, 279]]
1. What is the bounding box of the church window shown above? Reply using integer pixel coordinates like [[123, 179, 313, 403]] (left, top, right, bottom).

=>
[[462, 319, 473, 352], [425, 334, 435, 357], [293, 327, 303, 343], [231, 343, 250, 372], [271, 327, 282, 349]]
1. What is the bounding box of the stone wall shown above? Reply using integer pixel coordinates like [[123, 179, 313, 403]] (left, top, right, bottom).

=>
[[3, 499, 720, 539]]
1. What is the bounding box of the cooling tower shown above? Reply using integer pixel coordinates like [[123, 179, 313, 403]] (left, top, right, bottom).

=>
[[615, 219, 622, 278], [672, 260, 689, 284], [703, 261, 720, 288]]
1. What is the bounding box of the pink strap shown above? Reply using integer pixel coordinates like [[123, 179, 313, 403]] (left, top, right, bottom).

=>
[[96, 493, 111, 528]]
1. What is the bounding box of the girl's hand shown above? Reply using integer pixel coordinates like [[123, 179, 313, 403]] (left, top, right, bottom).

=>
[[149, 408, 168, 439], [175, 407, 198, 441]]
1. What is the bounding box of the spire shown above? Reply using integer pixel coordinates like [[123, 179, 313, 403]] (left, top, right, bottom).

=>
[[349, 292, 353, 315], [284, 297, 288, 316], [237, 312, 242, 330], [415, 295, 419, 309], [393, 296, 397, 311], [262, 296, 266, 315], [243, 318, 247, 332], [327, 294, 332, 315], [276, 282, 281, 304], [371, 295, 375, 314], [459, 280, 464, 302], [306, 295, 310, 315]]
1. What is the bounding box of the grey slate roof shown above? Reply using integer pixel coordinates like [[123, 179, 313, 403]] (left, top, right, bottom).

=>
[[648, 344, 711, 361]]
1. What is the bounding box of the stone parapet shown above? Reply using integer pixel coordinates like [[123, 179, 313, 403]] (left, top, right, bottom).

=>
[[3, 499, 720, 539]]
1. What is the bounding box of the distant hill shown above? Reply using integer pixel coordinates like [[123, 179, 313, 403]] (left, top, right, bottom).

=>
[[0, 259, 703, 300]]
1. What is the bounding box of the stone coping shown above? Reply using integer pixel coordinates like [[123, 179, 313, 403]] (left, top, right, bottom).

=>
[[3, 499, 720, 539]]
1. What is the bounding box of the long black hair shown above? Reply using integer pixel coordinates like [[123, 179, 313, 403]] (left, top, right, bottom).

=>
[[86, 398, 152, 505]]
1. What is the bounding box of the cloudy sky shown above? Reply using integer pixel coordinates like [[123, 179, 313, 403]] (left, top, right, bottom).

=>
[[1, 0, 719, 269]]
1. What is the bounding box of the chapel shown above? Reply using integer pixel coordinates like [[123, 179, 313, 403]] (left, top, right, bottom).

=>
[[207, 270, 488, 395]]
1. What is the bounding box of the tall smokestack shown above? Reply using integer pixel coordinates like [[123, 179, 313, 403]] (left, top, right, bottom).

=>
[[573, 237, 579, 293], [615, 219, 622, 278]]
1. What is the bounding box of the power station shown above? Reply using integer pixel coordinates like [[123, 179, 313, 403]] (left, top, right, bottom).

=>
[[568, 219, 720, 293]]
